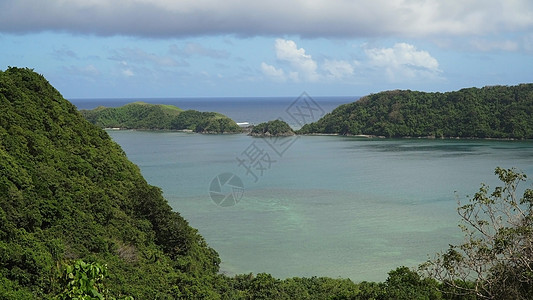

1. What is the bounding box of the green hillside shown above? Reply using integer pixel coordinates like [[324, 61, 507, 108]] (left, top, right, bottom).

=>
[[298, 85, 533, 139], [0, 67, 221, 298], [81, 102, 241, 133]]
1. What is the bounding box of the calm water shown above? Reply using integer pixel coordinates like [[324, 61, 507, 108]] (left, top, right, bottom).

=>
[[74, 97, 533, 281], [107, 131, 533, 282]]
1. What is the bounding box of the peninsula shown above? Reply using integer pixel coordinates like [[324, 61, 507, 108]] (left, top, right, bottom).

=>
[[298, 84, 533, 139], [81, 102, 242, 133]]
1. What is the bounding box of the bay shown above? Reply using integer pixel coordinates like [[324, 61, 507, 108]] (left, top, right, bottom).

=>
[[107, 130, 533, 282], [75, 96, 533, 281]]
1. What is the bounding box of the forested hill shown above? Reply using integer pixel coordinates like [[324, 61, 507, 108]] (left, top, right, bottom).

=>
[[81, 102, 242, 133], [298, 84, 533, 139], [0, 68, 221, 298]]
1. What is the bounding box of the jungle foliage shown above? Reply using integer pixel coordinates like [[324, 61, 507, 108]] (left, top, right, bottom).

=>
[[298, 85, 533, 139], [81, 102, 241, 133], [0, 67, 221, 298]]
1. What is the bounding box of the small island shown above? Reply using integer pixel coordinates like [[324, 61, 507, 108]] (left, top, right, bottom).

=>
[[249, 120, 295, 137], [81, 102, 242, 133]]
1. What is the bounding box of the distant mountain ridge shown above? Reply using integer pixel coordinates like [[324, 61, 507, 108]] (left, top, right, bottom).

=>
[[298, 84, 533, 139], [81, 101, 242, 133]]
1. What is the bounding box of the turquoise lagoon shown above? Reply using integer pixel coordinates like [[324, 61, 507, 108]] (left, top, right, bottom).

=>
[[108, 131, 533, 282]]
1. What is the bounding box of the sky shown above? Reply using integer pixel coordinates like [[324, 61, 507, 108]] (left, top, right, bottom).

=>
[[1, 0, 532, 99]]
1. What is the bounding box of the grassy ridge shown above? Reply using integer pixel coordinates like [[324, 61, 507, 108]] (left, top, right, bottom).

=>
[[81, 102, 241, 133]]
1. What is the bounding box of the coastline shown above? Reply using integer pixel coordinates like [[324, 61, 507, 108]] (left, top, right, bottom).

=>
[[297, 132, 527, 141], [105, 128, 530, 141]]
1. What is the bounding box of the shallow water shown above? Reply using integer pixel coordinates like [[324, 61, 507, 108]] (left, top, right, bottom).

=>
[[108, 130, 533, 282]]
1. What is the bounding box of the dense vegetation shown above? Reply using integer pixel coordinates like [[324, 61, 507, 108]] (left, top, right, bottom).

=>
[[298, 85, 533, 139], [250, 120, 295, 136], [81, 102, 241, 133], [0, 68, 221, 298], [2, 67, 532, 299]]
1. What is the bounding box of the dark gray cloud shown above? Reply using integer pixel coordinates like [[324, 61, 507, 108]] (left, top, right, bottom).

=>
[[1, 0, 532, 38]]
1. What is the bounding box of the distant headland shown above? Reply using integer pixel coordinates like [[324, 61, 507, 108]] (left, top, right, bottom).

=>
[[297, 84, 533, 139], [80, 101, 242, 133]]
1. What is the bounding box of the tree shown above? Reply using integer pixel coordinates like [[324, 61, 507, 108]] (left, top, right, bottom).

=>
[[384, 267, 442, 299], [421, 167, 533, 299]]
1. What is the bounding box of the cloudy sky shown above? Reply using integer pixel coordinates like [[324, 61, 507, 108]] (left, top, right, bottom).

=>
[[1, 0, 532, 98]]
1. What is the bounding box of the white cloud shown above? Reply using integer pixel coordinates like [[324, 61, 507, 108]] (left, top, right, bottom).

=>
[[322, 59, 354, 79], [365, 43, 441, 81], [122, 69, 134, 77], [81, 64, 100, 76], [262, 39, 360, 83], [260, 62, 286, 82], [274, 39, 319, 82], [2, 1, 532, 39]]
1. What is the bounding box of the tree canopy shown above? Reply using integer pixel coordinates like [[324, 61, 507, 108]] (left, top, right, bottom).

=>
[[250, 120, 295, 137], [0, 67, 221, 298], [298, 85, 533, 139]]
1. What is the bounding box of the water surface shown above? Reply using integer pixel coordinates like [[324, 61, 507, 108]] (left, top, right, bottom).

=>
[[108, 131, 533, 281]]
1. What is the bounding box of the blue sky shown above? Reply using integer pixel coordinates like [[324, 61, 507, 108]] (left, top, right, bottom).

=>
[[1, 0, 532, 98]]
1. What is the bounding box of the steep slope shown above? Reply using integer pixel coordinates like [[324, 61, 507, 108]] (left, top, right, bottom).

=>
[[298, 85, 533, 138], [0, 68, 220, 298]]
